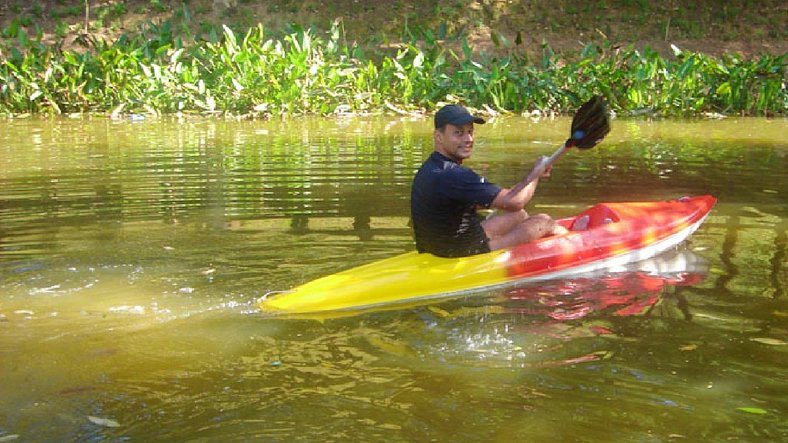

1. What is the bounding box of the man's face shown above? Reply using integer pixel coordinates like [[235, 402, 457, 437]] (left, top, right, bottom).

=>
[[434, 123, 475, 163]]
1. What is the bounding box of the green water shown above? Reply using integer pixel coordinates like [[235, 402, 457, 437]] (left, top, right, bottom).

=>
[[1, 115, 786, 442]]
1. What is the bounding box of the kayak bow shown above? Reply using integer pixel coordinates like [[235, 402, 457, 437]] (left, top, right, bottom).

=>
[[260, 195, 716, 315]]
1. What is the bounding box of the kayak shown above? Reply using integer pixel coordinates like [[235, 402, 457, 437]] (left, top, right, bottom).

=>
[[259, 195, 716, 316]]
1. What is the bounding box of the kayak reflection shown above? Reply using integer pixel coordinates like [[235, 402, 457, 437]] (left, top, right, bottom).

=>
[[501, 248, 708, 321]]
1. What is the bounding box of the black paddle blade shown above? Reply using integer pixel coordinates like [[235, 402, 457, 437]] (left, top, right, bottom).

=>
[[567, 96, 610, 149]]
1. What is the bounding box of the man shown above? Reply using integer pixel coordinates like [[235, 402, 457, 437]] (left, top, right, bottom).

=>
[[410, 104, 565, 258]]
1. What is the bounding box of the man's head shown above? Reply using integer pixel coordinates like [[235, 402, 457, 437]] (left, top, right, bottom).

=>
[[433, 105, 485, 164], [434, 104, 485, 129]]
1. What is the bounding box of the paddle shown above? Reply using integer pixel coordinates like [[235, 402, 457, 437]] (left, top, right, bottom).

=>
[[525, 95, 610, 183]]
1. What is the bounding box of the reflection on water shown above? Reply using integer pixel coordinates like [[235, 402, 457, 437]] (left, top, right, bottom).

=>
[[505, 248, 708, 321], [1, 116, 786, 441]]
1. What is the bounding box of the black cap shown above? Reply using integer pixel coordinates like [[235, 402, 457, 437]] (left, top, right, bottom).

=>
[[434, 104, 485, 129]]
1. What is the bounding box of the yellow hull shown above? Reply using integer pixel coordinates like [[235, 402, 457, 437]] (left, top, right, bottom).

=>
[[263, 250, 510, 314]]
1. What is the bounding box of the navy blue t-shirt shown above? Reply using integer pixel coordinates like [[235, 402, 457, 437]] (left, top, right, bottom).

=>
[[411, 152, 502, 257]]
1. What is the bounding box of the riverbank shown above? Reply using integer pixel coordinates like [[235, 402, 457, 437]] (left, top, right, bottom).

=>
[[0, 1, 785, 118], [1, 1, 786, 58]]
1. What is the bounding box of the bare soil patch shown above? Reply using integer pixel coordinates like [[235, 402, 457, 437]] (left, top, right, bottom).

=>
[[1, 0, 785, 58]]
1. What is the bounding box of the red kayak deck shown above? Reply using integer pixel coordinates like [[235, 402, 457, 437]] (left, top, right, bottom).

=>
[[506, 195, 717, 280]]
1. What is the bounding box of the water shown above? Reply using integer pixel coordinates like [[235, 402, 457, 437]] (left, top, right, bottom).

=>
[[1, 115, 786, 442]]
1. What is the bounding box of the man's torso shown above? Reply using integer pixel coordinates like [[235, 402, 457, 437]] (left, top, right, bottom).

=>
[[410, 152, 501, 257]]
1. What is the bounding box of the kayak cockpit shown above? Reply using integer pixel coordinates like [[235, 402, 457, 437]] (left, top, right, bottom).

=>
[[567, 204, 621, 231]]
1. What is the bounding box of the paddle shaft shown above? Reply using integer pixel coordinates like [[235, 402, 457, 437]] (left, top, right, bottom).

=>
[[523, 142, 571, 185], [522, 95, 610, 186]]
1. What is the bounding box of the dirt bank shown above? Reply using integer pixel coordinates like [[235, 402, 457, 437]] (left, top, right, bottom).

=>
[[1, 0, 785, 58]]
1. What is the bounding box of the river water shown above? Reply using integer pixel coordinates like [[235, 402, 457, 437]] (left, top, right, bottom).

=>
[[1, 115, 786, 442]]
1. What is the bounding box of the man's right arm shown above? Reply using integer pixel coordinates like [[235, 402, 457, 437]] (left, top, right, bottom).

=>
[[490, 156, 551, 212]]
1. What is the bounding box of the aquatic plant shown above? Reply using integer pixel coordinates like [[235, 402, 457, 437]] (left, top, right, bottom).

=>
[[0, 19, 784, 117]]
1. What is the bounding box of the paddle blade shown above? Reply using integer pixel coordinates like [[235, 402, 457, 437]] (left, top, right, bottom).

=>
[[568, 96, 610, 149]]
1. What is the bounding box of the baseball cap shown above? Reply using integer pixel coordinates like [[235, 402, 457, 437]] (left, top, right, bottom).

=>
[[434, 104, 485, 129]]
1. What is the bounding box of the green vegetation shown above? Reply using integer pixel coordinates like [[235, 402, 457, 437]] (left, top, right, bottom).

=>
[[0, 15, 784, 118]]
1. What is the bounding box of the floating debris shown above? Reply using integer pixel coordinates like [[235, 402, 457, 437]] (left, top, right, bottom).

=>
[[87, 416, 120, 428], [750, 337, 786, 346], [108, 305, 145, 315], [736, 406, 768, 415], [29, 285, 60, 295]]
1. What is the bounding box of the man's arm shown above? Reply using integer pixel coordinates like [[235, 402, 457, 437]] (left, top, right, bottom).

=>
[[490, 156, 550, 212]]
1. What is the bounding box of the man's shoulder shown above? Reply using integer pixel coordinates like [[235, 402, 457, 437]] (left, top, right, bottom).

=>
[[422, 151, 452, 167], [416, 152, 451, 177], [414, 152, 494, 191], [416, 160, 470, 184]]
